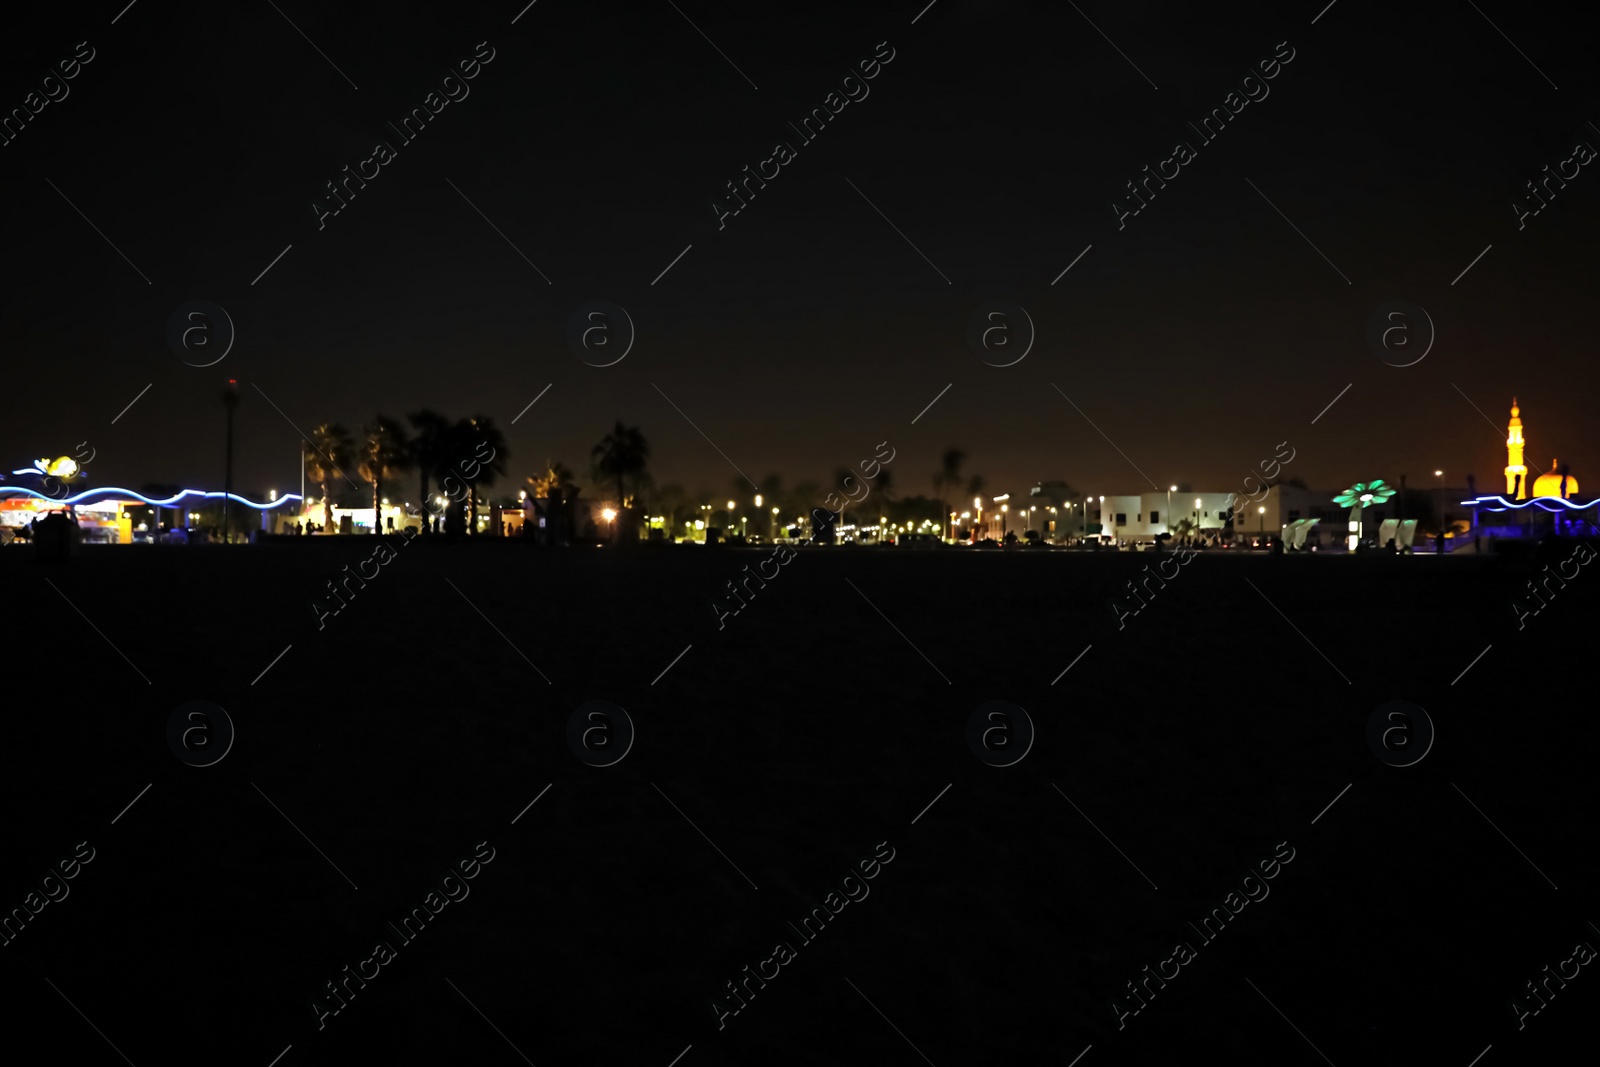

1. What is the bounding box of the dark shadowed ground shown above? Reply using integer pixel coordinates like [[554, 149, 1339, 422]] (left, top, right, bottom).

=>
[[1, 540, 1594, 1066]]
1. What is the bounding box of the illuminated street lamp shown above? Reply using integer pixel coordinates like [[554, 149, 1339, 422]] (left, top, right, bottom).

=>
[[602, 507, 617, 541], [1434, 469, 1445, 549], [1258, 505, 1265, 538], [1168, 485, 1176, 533]]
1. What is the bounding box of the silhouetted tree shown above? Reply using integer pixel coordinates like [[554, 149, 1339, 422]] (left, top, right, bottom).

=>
[[454, 415, 507, 534], [933, 448, 965, 529], [305, 424, 355, 533], [592, 422, 650, 512], [359, 416, 412, 534], [408, 409, 451, 533]]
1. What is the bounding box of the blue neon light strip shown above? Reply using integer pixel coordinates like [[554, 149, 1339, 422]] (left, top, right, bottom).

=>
[[1459, 495, 1593, 513], [0, 487, 303, 510]]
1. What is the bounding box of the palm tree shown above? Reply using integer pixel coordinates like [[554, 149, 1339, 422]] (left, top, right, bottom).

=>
[[786, 480, 820, 531], [456, 415, 507, 534], [592, 423, 650, 541], [408, 409, 451, 534], [830, 465, 858, 539], [933, 449, 965, 534], [359, 416, 412, 534], [305, 424, 354, 533], [656, 482, 688, 538]]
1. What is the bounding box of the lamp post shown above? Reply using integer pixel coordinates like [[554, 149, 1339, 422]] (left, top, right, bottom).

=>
[[1434, 469, 1445, 553], [222, 378, 239, 544], [1258, 504, 1265, 543], [1167, 485, 1175, 537], [1194, 498, 1202, 543], [771, 505, 778, 540]]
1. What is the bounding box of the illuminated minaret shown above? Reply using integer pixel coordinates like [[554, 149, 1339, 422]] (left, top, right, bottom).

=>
[[1505, 397, 1527, 499]]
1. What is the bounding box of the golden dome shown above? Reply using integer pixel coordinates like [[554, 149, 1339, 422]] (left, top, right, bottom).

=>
[[1531, 459, 1577, 498]]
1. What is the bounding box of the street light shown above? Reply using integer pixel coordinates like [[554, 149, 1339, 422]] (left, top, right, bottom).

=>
[[602, 507, 617, 541], [771, 505, 779, 540], [1168, 485, 1176, 534], [1258, 504, 1265, 539], [1435, 469, 1445, 551]]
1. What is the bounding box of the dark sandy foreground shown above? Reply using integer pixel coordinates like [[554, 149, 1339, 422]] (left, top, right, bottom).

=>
[[1, 540, 1594, 1066]]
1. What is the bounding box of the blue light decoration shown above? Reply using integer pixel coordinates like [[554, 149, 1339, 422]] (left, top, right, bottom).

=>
[[0, 486, 302, 510], [1459, 494, 1596, 513]]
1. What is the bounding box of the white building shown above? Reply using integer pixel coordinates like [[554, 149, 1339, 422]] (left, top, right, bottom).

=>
[[1085, 491, 1240, 542]]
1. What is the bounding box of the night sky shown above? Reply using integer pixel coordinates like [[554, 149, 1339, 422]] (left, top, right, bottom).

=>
[[3, 0, 1596, 502]]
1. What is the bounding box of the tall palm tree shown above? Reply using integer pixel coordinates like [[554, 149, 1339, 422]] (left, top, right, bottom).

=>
[[456, 415, 507, 534], [832, 465, 859, 539], [305, 424, 354, 533], [359, 416, 412, 534], [933, 448, 966, 532], [786, 480, 820, 530], [408, 409, 451, 534], [656, 482, 687, 537], [592, 421, 650, 510]]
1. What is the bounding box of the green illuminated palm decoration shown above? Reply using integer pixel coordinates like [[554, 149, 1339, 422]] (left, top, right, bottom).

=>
[[1333, 479, 1396, 548], [1333, 479, 1395, 508]]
